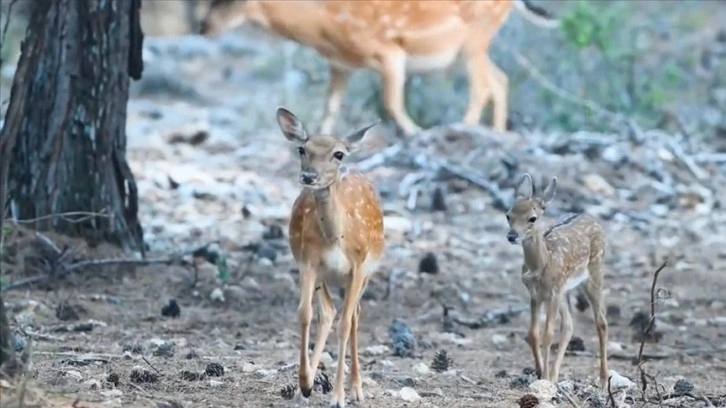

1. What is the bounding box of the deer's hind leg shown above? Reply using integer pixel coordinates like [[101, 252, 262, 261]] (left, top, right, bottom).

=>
[[585, 256, 609, 390], [550, 294, 574, 383]]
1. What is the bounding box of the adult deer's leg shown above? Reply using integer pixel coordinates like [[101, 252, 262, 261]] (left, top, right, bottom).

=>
[[295, 266, 317, 398], [462, 30, 493, 127], [308, 284, 336, 379], [550, 295, 574, 383], [319, 65, 352, 134], [378, 48, 421, 136], [486, 58, 508, 133], [527, 297, 544, 378], [330, 271, 366, 408]]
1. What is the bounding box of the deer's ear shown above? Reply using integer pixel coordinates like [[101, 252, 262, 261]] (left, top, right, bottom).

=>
[[515, 173, 534, 199], [344, 120, 380, 152], [541, 177, 557, 207], [276, 107, 309, 144]]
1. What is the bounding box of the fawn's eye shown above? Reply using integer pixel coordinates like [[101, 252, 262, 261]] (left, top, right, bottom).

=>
[[528, 216, 537, 223], [333, 151, 344, 161], [297, 147, 305, 156], [506, 214, 511, 222]]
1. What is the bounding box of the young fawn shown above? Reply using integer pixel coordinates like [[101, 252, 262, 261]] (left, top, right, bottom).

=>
[[198, 0, 559, 136], [506, 173, 609, 388], [276, 107, 384, 407]]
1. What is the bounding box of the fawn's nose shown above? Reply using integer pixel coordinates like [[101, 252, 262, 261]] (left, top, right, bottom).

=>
[[198, 20, 210, 35], [507, 231, 518, 244], [300, 172, 317, 185]]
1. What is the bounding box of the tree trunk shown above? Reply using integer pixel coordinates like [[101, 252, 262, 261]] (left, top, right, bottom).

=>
[[4, 0, 145, 252], [0, 0, 144, 369]]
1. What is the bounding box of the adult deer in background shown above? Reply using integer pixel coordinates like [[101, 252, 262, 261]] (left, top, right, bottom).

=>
[[198, 0, 560, 136], [276, 107, 384, 407], [506, 173, 609, 389]]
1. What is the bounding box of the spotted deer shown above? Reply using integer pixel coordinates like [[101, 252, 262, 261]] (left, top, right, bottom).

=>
[[197, 0, 559, 136], [276, 107, 384, 407], [505, 173, 609, 389]]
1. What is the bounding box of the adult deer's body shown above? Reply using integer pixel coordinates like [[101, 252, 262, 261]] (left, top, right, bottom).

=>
[[276, 107, 384, 407], [506, 174, 609, 389], [199, 0, 559, 135]]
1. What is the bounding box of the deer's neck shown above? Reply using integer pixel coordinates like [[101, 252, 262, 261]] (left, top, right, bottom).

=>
[[522, 229, 549, 273], [258, 1, 325, 45], [313, 184, 344, 246]]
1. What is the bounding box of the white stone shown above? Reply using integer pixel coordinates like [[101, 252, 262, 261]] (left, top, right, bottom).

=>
[[399, 386, 421, 402], [210, 287, 225, 302], [491, 334, 508, 346], [363, 344, 389, 356], [529, 379, 557, 401], [413, 362, 431, 376], [608, 370, 636, 390]]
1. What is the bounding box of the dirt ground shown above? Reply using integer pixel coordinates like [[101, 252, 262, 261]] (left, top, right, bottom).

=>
[[2, 2, 726, 408]]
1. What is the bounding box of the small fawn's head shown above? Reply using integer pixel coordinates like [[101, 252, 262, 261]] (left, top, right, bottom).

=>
[[276, 107, 379, 190], [197, 0, 263, 36], [505, 173, 557, 245]]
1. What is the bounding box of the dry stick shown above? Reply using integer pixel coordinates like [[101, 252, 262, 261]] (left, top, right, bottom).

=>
[[607, 376, 616, 408], [636, 260, 669, 366], [557, 384, 582, 408]]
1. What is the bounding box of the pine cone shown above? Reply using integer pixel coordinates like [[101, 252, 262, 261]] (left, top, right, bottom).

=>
[[280, 384, 297, 400], [430, 349, 452, 373], [518, 394, 539, 408], [314, 371, 332, 394]]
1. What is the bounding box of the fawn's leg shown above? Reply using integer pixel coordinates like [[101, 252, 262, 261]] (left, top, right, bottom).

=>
[[330, 272, 366, 408], [319, 65, 352, 134], [296, 267, 316, 398], [550, 295, 574, 383], [349, 277, 370, 401], [308, 284, 337, 378], [585, 262, 610, 390], [527, 298, 544, 378], [462, 30, 493, 127], [541, 296, 560, 381], [378, 48, 421, 136]]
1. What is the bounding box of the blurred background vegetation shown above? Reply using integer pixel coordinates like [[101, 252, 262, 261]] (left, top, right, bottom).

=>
[[2, 0, 724, 136]]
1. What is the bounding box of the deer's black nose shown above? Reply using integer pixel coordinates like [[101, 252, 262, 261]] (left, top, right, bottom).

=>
[[507, 231, 518, 243], [300, 174, 315, 185], [198, 21, 209, 35]]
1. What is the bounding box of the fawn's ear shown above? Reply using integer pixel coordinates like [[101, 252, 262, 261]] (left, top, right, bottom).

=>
[[541, 177, 557, 207], [344, 120, 380, 152], [515, 173, 534, 199], [276, 107, 309, 144]]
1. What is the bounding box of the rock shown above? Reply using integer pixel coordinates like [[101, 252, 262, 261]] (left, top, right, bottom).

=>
[[210, 288, 225, 303], [64, 370, 83, 381], [398, 386, 421, 402], [491, 334, 508, 346], [608, 341, 624, 352], [84, 379, 101, 390], [582, 173, 616, 198], [608, 370, 636, 390], [529, 379, 556, 401], [363, 344, 389, 356], [413, 362, 431, 376], [384, 216, 412, 234], [208, 379, 223, 388], [241, 362, 256, 373]]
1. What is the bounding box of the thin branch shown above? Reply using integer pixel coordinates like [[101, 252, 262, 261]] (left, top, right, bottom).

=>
[[636, 260, 670, 366], [3, 209, 112, 225]]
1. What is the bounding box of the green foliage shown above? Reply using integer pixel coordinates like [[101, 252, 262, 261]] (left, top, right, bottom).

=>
[[561, 0, 619, 56], [215, 255, 230, 283]]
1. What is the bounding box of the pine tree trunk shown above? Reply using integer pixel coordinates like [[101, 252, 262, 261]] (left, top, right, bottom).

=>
[[0, 0, 144, 369], [4, 0, 145, 251]]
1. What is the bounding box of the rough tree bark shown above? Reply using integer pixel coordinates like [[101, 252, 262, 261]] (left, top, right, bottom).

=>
[[4, 0, 144, 250], [0, 0, 144, 369]]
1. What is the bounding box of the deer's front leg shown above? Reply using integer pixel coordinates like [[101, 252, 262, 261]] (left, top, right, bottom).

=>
[[330, 271, 365, 408], [527, 297, 544, 378], [541, 296, 560, 381], [319, 65, 351, 135], [378, 48, 421, 137], [308, 284, 337, 379], [295, 266, 316, 398]]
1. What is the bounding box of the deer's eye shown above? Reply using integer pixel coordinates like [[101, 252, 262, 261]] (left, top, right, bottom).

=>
[[333, 151, 344, 161], [506, 214, 511, 221], [297, 147, 305, 156], [528, 216, 537, 223]]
